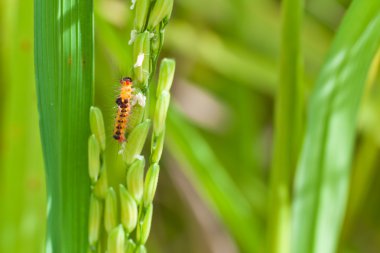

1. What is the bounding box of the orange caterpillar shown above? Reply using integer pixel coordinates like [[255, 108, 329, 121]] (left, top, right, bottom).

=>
[[113, 77, 133, 143]]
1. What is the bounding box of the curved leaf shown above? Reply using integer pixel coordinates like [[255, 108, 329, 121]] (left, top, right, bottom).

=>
[[292, 1, 380, 253]]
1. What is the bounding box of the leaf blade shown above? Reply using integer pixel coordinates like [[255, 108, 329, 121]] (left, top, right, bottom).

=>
[[35, 0, 94, 251], [292, 2, 380, 253]]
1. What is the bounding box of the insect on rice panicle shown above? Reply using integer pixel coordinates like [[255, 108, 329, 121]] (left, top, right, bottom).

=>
[[113, 77, 133, 143]]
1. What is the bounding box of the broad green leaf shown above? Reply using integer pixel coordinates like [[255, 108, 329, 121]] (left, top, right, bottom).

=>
[[292, 1, 380, 253], [35, 0, 94, 251]]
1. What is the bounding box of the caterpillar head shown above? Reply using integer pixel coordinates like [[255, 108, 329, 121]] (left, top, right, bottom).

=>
[[120, 77, 132, 85]]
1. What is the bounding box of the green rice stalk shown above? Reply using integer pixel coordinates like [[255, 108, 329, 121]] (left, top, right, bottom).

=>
[[267, 0, 304, 252], [87, 0, 175, 251], [122, 0, 175, 250]]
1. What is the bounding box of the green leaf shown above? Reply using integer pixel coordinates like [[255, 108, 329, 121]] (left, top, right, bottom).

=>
[[34, 0, 94, 251], [292, 2, 380, 253]]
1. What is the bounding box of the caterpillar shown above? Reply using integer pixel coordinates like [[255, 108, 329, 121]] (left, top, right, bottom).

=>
[[113, 77, 133, 143]]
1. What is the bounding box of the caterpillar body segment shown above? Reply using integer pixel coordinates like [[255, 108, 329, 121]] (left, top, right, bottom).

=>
[[113, 77, 133, 143]]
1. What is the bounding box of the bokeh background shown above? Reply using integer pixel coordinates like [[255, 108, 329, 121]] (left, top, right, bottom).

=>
[[1, 0, 380, 252]]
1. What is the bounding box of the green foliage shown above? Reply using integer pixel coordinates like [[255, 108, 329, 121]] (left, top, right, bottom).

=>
[[86, 0, 175, 251], [0, 1, 45, 252], [292, 1, 380, 253], [34, 0, 94, 251], [2, 0, 380, 252]]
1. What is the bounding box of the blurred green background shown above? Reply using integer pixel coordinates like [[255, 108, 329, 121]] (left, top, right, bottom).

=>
[[1, 0, 380, 252]]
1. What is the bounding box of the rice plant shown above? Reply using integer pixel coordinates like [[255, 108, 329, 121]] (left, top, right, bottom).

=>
[[1, 0, 380, 253], [87, 62, 175, 252], [87, 0, 175, 252]]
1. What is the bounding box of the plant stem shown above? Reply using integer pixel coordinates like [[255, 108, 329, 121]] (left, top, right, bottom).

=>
[[268, 0, 304, 252]]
